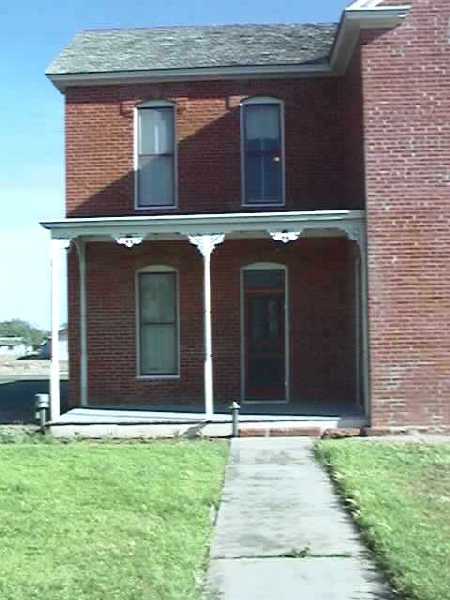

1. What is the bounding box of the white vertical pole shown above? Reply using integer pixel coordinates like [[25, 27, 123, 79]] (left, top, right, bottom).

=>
[[50, 239, 67, 421], [344, 222, 370, 421], [188, 234, 225, 420], [203, 249, 213, 418], [360, 230, 370, 421], [76, 240, 88, 407], [341, 222, 371, 421], [354, 248, 361, 408]]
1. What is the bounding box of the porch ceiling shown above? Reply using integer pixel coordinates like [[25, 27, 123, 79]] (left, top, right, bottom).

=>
[[41, 209, 365, 243]]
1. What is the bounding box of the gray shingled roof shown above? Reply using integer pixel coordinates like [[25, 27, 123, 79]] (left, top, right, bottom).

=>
[[47, 24, 337, 75]]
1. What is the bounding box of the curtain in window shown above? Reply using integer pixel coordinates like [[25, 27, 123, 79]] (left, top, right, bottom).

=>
[[139, 272, 178, 375], [138, 107, 175, 207]]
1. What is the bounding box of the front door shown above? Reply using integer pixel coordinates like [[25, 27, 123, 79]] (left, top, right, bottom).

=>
[[243, 268, 286, 402]]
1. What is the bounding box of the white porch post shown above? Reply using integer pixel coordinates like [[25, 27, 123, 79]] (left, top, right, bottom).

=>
[[359, 229, 370, 420], [188, 234, 225, 419], [342, 222, 370, 418], [74, 240, 88, 407], [50, 239, 69, 421], [354, 249, 362, 408]]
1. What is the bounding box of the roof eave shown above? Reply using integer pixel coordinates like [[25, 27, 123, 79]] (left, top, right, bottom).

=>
[[330, 5, 411, 74], [46, 62, 333, 92]]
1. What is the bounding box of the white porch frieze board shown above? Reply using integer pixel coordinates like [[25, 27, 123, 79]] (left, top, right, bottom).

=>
[[42, 210, 365, 241], [188, 234, 225, 257]]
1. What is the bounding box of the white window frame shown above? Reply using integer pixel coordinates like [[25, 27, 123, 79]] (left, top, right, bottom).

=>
[[134, 100, 178, 211], [135, 265, 181, 379], [240, 262, 290, 404], [240, 96, 286, 208]]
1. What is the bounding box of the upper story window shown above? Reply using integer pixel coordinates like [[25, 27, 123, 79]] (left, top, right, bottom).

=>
[[136, 101, 176, 209], [241, 97, 285, 206]]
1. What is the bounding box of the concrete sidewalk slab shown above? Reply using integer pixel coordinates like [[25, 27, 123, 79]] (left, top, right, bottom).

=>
[[206, 557, 391, 600], [211, 439, 362, 558], [206, 438, 391, 599]]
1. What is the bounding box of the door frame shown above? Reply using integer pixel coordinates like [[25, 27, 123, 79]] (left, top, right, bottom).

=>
[[240, 262, 290, 404]]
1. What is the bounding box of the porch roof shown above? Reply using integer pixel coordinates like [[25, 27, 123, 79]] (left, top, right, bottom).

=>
[[41, 209, 365, 242]]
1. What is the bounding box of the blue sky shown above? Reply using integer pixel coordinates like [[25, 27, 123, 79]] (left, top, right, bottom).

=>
[[0, 0, 345, 329]]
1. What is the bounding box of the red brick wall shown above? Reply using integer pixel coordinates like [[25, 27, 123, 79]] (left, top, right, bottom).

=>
[[361, 0, 450, 428], [67, 238, 357, 411], [213, 238, 357, 409], [343, 48, 365, 205], [65, 75, 365, 218]]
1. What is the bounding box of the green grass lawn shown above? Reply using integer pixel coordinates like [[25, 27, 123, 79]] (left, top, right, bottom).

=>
[[0, 440, 228, 600], [316, 440, 450, 600]]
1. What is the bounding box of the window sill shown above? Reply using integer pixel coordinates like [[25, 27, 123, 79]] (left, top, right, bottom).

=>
[[242, 202, 286, 208], [135, 205, 178, 211], [136, 375, 181, 381]]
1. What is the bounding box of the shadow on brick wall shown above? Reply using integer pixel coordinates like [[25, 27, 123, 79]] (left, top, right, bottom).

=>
[[66, 76, 366, 218]]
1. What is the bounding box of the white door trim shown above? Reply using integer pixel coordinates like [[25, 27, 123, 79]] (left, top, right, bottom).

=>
[[240, 262, 290, 404]]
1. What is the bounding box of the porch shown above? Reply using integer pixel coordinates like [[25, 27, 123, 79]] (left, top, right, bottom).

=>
[[51, 407, 366, 438], [42, 209, 369, 429]]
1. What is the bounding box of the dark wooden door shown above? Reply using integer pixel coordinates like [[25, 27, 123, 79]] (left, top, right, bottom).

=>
[[244, 269, 286, 401]]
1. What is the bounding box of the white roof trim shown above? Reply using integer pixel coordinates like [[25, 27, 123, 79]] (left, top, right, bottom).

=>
[[330, 5, 411, 75], [47, 63, 332, 91], [347, 0, 384, 9], [41, 209, 365, 241]]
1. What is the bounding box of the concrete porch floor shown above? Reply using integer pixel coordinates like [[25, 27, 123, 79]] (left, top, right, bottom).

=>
[[49, 407, 367, 438]]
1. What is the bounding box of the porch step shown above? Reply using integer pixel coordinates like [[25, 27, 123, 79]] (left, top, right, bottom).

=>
[[240, 425, 323, 438]]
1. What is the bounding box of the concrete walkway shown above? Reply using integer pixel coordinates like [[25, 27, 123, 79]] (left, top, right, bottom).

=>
[[205, 438, 391, 599]]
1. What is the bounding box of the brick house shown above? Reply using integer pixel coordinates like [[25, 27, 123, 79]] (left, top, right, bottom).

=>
[[43, 0, 450, 432]]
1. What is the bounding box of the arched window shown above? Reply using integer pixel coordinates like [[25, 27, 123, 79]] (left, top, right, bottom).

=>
[[136, 265, 179, 377], [241, 97, 285, 206], [135, 100, 177, 209]]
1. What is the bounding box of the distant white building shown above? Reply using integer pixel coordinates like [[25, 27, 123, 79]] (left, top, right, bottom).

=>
[[39, 328, 69, 361], [0, 337, 33, 358]]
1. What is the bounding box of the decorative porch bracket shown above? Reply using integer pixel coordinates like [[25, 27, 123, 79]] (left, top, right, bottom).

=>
[[339, 221, 366, 249], [50, 239, 71, 421], [269, 222, 366, 247], [188, 234, 225, 256], [114, 235, 144, 248], [188, 234, 225, 419], [269, 230, 303, 243]]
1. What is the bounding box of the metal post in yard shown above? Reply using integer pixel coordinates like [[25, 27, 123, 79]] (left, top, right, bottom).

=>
[[35, 394, 50, 433], [230, 402, 240, 437]]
